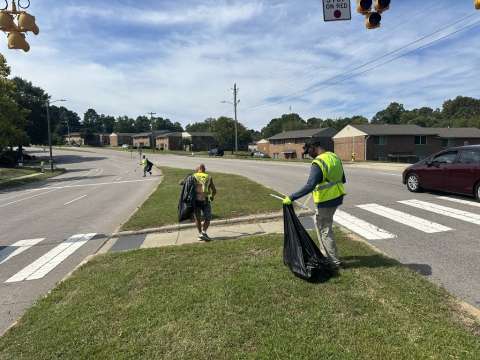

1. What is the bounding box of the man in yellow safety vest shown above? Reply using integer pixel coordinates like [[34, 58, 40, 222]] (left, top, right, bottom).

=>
[[283, 141, 346, 269], [193, 164, 217, 241]]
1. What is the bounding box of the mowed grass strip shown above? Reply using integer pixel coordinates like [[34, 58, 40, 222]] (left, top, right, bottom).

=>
[[0, 168, 64, 190], [0, 232, 478, 359], [122, 167, 282, 230]]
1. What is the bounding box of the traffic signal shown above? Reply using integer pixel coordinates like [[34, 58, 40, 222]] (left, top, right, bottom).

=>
[[365, 11, 381, 29], [0, 11, 16, 32], [18, 12, 39, 35], [356, 0, 372, 15], [8, 31, 30, 52], [475, 0, 480, 10], [374, 0, 391, 13]]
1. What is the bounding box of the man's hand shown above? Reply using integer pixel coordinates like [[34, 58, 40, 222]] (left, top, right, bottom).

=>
[[283, 196, 293, 206]]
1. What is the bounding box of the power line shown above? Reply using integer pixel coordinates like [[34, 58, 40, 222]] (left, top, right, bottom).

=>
[[245, 12, 479, 112]]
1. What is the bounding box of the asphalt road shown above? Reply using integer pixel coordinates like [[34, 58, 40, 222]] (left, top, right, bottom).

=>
[[1, 147, 479, 334], [0, 148, 160, 334]]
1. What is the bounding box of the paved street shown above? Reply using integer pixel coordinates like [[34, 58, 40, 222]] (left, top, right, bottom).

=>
[[0, 148, 160, 334], [1, 147, 480, 334]]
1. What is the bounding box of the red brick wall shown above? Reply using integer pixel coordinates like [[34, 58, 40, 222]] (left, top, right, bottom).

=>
[[334, 136, 366, 161], [257, 143, 270, 154]]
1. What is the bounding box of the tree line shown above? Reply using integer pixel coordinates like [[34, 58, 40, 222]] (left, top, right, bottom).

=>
[[3, 52, 480, 157]]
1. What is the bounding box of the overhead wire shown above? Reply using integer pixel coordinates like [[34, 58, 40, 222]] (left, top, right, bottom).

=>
[[244, 12, 480, 112]]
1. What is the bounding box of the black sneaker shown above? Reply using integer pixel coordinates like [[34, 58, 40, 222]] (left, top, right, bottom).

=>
[[202, 232, 212, 241]]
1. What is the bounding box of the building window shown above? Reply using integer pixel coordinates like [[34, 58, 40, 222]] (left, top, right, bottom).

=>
[[374, 136, 387, 145], [415, 136, 427, 145]]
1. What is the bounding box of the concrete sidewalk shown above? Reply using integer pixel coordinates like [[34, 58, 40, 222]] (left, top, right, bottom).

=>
[[101, 219, 293, 253]]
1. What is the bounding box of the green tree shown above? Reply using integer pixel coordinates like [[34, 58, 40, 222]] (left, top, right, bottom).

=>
[[261, 113, 307, 138], [371, 102, 405, 124], [135, 116, 151, 133], [12, 77, 50, 145], [83, 109, 102, 132], [0, 55, 28, 152], [114, 116, 136, 133]]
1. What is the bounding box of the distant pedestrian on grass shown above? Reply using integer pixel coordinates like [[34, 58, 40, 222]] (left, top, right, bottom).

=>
[[193, 164, 216, 241], [140, 155, 153, 177]]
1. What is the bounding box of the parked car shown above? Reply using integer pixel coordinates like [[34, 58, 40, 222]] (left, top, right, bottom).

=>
[[208, 148, 224, 157], [251, 151, 269, 158], [121, 144, 130, 149], [403, 145, 480, 200]]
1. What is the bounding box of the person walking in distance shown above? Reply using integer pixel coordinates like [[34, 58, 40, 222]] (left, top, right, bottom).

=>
[[140, 155, 153, 177], [193, 164, 217, 241], [283, 141, 346, 269]]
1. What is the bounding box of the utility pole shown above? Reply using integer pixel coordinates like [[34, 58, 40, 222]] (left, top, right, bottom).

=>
[[221, 84, 240, 153], [147, 112, 157, 130], [233, 83, 239, 153]]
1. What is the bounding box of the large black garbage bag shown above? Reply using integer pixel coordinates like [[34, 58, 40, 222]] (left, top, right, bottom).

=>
[[178, 175, 196, 222], [283, 204, 333, 281]]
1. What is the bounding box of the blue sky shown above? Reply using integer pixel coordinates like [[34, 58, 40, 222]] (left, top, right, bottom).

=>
[[2, 0, 480, 129]]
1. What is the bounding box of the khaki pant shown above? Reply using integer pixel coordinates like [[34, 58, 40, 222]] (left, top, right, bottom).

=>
[[314, 207, 340, 265]]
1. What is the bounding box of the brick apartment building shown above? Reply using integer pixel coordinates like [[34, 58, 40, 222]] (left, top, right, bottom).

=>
[[110, 133, 135, 147], [132, 130, 170, 149], [156, 132, 216, 151], [268, 128, 337, 159], [64, 132, 110, 146], [333, 124, 480, 162]]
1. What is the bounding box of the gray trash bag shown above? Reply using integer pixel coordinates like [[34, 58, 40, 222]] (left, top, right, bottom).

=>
[[283, 204, 334, 281]]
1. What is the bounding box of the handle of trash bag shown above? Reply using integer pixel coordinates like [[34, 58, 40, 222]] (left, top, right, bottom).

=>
[[270, 194, 310, 210]]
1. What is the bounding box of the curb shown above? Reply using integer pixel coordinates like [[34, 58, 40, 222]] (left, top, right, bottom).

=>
[[113, 209, 315, 237]]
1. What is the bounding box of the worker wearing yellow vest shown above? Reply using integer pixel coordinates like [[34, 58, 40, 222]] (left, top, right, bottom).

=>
[[193, 164, 217, 241], [283, 141, 346, 269]]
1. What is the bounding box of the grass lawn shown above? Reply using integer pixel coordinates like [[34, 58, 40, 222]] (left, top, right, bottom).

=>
[[0, 168, 64, 190], [0, 232, 478, 359], [122, 167, 283, 231]]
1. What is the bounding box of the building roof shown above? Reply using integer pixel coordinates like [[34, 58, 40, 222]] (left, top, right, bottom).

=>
[[350, 124, 438, 136], [111, 132, 137, 136], [429, 128, 480, 139], [133, 130, 170, 138], [156, 132, 183, 138], [269, 128, 337, 140], [156, 131, 216, 139]]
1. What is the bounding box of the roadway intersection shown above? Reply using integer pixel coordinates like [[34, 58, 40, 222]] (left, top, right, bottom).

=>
[[1, 147, 479, 334]]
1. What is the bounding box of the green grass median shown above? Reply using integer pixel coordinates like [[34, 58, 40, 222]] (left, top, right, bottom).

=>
[[0, 168, 64, 190], [0, 232, 478, 359], [122, 167, 283, 231]]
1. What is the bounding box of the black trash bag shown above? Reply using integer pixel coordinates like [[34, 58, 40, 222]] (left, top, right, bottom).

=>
[[283, 204, 334, 281], [178, 175, 196, 222], [146, 160, 153, 172]]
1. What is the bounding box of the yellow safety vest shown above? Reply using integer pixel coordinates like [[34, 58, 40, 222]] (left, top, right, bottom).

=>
[[141, 159, 147, 168], [312, 152, 346, 204], [193, 172, 211, 197]]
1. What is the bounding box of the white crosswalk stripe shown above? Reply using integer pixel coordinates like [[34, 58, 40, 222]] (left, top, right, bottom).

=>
[[0, 238, 45, 265], [6, 233, 96, 283], [334, 210, 396, 240], [399, 199, 480, 225], [357, 204, 452, 233], [436, 196, 480, 208]]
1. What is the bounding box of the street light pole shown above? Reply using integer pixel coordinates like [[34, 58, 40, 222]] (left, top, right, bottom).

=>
[[46, 102, 53, 172], [45, 98, 67, 172]]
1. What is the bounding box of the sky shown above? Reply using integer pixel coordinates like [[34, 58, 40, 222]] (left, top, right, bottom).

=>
[[1, 0, 480, 130]]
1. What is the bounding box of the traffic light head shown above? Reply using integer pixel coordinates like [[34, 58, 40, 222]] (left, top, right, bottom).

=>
[[365, 11, 381, 29], [18, 12, 39, 35], [357, 0, 373, 14], [475, 0, 480, 10], [8, 31, 30, 52], [374, 0, 391, 13], [0, 11, 16, 32]]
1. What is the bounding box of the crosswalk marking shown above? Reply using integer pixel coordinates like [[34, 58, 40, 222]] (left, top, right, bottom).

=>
[[0, 238, 45, 265], [399, 200, 480, 225], [334, 210, 396, 240], [437, 196, 480, 208], [357, 204, 452, 233], [6, 233, 96, 283]]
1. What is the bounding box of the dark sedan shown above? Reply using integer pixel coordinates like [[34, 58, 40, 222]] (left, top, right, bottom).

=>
[[403, 145, 480, 201]]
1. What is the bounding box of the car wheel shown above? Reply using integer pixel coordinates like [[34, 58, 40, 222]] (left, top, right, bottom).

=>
[[475, 182, 480, 202], [406, 173, 421, 193]]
